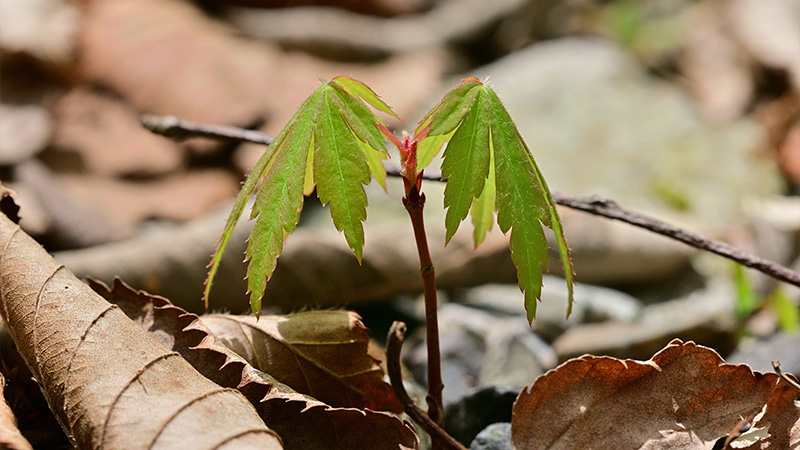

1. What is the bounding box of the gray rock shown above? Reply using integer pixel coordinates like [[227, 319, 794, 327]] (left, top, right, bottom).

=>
[[464, 37, 778, 229], [553, 279, 738, 361], [727, 333, 800, 375], [479, 318, 556, 387], [445, 386, 519, 446], [405, 303, 557, 404], [459, 276, 642, 341], [470, 423, 512, 450]]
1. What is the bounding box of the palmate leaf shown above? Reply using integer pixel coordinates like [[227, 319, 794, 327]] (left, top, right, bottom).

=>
[[418, 78, 575, 323], [205, 77, 395, 316]]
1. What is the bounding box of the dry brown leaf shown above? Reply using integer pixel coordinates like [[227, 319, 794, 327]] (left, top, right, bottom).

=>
[[512, 339, 800, 449], [79, 0, 272, 133], [201, 311, 403, 413], [60, 170, 239, 225], [90, 277, 419, 449], [52, 88, 184, 177], [0, 214, 282, 449], [0, 373, 33, 450]]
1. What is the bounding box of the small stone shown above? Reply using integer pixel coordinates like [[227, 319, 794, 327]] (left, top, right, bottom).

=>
[[554, 279, 737, 361], [470, 423, 512, 450], [445, 386, 519, 446]]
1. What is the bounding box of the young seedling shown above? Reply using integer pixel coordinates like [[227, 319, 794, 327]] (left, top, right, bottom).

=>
[[204, 76, 575, 442]]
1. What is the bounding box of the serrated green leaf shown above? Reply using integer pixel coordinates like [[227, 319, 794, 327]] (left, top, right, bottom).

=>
[[416, 130, 453, 169], [416, 77, 482, 137], [333, 76, 400, 120], [471, 147, 495, 246], [205, 78, 396, 315], [429, 80, 575, 323], [360, 139, 388, 191], [314, 89, 371, 262], [441, 89, 491, 244]]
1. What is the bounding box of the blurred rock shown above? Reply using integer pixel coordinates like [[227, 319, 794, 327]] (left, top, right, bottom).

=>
[[226, 0, 525, 58], [52, 88, 185, 176], [553, 279, 737, 361], [779, 124, 800, 185], [458, 38, 778, 229], [681, 2, 753, 121], [0, 104, 51, 165], [727, 332, 800, 375], [79, 0, 273, 145], [459, 276, 642, 341], [729, 0, 800, 91], [444, 386, 519, 446], [207, 0, 431, 18], [0, 0, 80, 66], [406, 302, 555, 405], [60, 170, 239, 225], [407, 303, 488, 404], [470, 423, 512, 450], [479, 319, 555, 387]]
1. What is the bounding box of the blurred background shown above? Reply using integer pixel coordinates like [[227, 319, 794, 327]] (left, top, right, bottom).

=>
[[1, 0, 800, 444]]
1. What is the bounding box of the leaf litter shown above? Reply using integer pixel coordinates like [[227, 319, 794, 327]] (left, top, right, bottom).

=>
[[90, 277, 418, 450]]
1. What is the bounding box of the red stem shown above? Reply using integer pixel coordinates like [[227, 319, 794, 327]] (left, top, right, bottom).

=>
[[403, 185, 444, 430]]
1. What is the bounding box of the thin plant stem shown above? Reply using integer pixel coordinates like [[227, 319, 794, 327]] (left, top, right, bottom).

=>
[[403, 184, 445, 430], [386, 321, 467, 450]]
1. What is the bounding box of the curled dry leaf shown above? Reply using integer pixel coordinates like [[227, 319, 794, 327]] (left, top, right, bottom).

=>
[[0, 373, 33, 450], [89, 277, 419, 450], [201, 311, 403, 413], [512, 339, 800, 449], [0, 214, 282, 449]]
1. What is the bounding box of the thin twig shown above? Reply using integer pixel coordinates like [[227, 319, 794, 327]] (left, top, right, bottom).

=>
[[140, 114, 273, 145], [386, 321, 467, 450], [772, 360, 800, 393], [140, 114, 800, 289], [552, 194, 800, 288]]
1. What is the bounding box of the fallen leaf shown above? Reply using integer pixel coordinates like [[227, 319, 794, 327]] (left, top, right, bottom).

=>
[[52, 88, 184, 176], [61, 169, 239, 224], [79, 0, 272, 131], [0, 373, 33, 450], [202, 311, 403, 413], [512, 339, 800, 449], [0, 183, 21, 224], [90, 278, 419, 449], [0, 213, 282, 448]]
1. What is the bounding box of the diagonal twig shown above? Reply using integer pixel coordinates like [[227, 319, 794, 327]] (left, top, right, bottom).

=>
[[140, 114, 800, 290], [386, 321, 467, 450]]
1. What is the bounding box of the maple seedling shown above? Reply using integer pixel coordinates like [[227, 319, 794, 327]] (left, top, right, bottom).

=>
[[204, 75, 575, 441]]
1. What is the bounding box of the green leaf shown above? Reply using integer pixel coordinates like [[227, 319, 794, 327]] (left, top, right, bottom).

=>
[[441, 89, 490, 244], [314, 89, 371, 261], [470, 147, 495, 246], [733, 263, 758, 320], [428, 79, 575, 323], [769, 288, 800, 333], [205, 79, 396, 315], [333, 76, 400, 120]]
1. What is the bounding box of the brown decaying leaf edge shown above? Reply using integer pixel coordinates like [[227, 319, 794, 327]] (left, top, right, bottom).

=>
[[512, 339, 800, 449], [0, 213, 282, 449], [0, 373, 33, 450], [200, 312, 403, 414], [89, 277, 419, 450]]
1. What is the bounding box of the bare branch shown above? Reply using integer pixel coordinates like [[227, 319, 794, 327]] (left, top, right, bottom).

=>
[[140, 114, 800, 290], [386, 321, 467, 450]]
